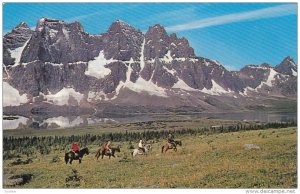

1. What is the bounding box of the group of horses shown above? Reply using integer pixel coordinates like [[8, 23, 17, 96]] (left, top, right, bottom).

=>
[[64, 140, 182, 164]]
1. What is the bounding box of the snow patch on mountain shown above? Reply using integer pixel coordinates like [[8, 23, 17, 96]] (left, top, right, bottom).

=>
[[161, 50, 173, 63], [41, 87, 84, 105], [140, 38, 146, 71], [114, 69, 168, 98], [3, 82, 29, 107], [45, 62, 64, 67], [3, 66, 10, 80], [49, 29, 58, 39], [189, 58, 198, 62], [9, 38, 31, 66], [125, 58, 134, 83], [211, 59, 222, 66], [175, 58, 186, 62], [163, 66, 176, 75], [288, 58, 297, 67], [265, 69, 278, 87], [111, 57, 135, 99], [126, 77, 168, 97], [62, 27, 69, 40], [202, 80, 232, 95], [172, 79, 198, 91], [256, 69, 278, 89], [291, 69, 297, 76], [241, 87, 256, 96], [68, 61, 88, 65], [85, 50, 114, 79]]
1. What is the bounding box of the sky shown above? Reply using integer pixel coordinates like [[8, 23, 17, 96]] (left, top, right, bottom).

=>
[[2, 3, 298, 70]]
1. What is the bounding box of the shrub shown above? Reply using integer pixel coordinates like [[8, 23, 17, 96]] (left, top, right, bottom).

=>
[[3, 150, 21, 160], [50, 155, 61, 163], [65, 169, 82, 188], [10, 158, 33, 166], [38, 145, 51, 155]]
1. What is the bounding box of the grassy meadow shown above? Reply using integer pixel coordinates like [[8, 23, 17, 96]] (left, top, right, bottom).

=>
[[3, 124, 297, 188]]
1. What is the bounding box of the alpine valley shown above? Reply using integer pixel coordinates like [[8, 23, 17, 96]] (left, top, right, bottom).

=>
[[3, 18, 297, 119]]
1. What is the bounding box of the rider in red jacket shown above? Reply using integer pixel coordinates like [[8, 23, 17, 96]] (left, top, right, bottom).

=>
[[72, 143, 80, 155]]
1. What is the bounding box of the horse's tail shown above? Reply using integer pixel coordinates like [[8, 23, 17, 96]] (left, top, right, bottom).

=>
[[64, 153, 69, 164], [161, 146, 164, 153]]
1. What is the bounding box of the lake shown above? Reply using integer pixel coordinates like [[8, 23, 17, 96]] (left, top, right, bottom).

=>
[[2, 111, 297, 130]]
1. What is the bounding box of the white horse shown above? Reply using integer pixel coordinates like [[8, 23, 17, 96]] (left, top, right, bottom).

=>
[[132, 144, 152, 157]]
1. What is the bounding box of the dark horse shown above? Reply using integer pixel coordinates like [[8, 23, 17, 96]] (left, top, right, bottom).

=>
[[161, 140, 182, 153], [65, 147, 89, 164], [95, 146, 121, 160]]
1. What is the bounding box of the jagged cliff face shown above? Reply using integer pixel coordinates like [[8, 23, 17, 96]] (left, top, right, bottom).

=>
[[3, 17, 297, 110]]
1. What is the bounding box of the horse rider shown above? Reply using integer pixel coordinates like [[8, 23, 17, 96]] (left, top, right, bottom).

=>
[[105, 140, 112, 154], [138, 139, 145, 153], [72, 142, 80, 157], [167, 133, 176, 148]]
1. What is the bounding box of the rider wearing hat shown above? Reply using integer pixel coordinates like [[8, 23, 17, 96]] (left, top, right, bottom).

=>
[[138, 139, 145, 153]]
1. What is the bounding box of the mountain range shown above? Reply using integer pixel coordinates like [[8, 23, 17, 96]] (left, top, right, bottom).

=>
[[3, 17, 297, 116]]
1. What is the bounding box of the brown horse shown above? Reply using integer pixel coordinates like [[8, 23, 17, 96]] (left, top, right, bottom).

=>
[[161, 140, 182, 153], [95, 145, 121, 160]]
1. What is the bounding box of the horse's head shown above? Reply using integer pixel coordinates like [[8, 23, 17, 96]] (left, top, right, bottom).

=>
[[83, 147, 89, 155], [145, 144, 152, 151], [116, 145, 121, 152], [176, 141, 182, 146]]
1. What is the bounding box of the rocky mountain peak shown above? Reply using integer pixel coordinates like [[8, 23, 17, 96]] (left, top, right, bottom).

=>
[[71, 21, 84, 32], [16, 22, 30, 29], [275, 56, 297, 76], [169, 32, 195, 58], [146, 24, 168, 37], [108, 19, 138, 34], [8, 22, 32, 35], [102, 19, 143, 61], [144, 24, 170, 59], [260, 63, 272, 68], [2, 18, 297, 109], [36, 17, 65, 32], [19, 17, 92, 64], [3, 22, 33, 65], [281, 56, 296, 66], [170, 33, 177, 39]]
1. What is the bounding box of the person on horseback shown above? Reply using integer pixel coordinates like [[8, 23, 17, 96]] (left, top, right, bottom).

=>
[[138, 139, 145, 153], [72, 142, 80, 157], [167, 133, 176, 148], [105, 140, 112, 154]]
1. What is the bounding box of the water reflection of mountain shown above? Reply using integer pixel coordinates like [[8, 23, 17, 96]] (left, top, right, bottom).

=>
[[3, 112, 297, 130], [3, 115, 119, 130]]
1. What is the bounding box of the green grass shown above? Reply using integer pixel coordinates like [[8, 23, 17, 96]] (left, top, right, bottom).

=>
[[3, 127, 297, 188]]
